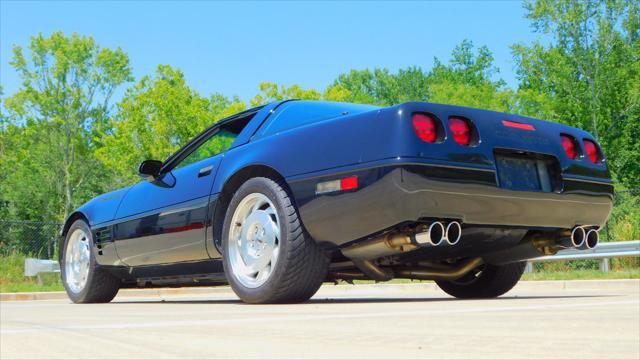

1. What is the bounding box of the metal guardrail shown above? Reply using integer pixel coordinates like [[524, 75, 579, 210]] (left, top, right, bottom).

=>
[[24, 258, 60, 276], [525, 240, 640, 273], [24, 258, 60, 285], [533, 240, 640, 261]]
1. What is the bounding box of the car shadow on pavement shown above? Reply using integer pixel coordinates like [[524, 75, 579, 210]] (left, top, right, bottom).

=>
[[306, 294, 615, 304], [112, 294, 616, 305]]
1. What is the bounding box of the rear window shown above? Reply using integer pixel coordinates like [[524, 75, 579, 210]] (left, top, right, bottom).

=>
[[257, 101, 379, 137]]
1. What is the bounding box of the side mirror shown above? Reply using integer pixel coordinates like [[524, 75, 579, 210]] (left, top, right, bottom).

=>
[[138, 160, 163, 180]]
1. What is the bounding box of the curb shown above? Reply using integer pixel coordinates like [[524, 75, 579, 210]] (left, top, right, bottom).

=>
[[1, 279, 638, 302]]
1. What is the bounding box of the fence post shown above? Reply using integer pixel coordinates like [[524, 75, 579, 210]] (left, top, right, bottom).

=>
[[47, 234, 53, 259], [599, 258, 610, 272], [524, 262, 533, 273]]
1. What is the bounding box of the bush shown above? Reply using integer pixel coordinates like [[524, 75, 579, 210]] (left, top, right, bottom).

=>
[[603, 189, 639, 241]]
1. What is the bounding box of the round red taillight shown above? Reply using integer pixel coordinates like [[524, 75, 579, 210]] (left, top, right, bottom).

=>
[[448, 117, 471, 146], [583, 139, 600, 163], [560, 135, 578, 159], [412, 113, 438, 143]]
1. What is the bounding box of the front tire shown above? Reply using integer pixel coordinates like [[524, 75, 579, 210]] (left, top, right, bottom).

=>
[[222, 177, 329, 304], [435, 262, 526, 299], [60, 219, 120, 303]]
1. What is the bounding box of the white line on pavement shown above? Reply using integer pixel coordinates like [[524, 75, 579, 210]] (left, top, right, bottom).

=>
[[2, 299, 638, 335]]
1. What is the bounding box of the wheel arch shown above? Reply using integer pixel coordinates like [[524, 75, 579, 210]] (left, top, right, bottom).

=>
[[61, 211, 90, 237], [212, 164, 289, 251], [59, 211, 90, 261]]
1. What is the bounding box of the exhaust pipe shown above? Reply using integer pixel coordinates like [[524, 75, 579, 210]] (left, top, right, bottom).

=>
[[572, 226, 586, 248], [585, 229, 599, 249], [484, 225, 600, 265], [394, 257, 483, 281], [414, 222, 446, 246], [558, 226, 587, 250], [444, 221, 462, 246], [560, 226, 586, 249], [342, 221, 456, 261], [352, 259, 393, 281], [332, 257, 484, 282], [341, 232, 415, 260]]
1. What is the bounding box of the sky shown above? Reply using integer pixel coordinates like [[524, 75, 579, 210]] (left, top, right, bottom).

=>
[[1, 1, 542, 103]]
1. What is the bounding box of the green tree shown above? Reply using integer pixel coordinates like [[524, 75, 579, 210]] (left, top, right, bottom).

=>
[[330, 67, 430, 106], [513, 0, 640, 187], [250, 82, 322, 106], [328, 41, 511, 110], [250, 81, 356, 105], [99, 65, 246, 186], [322, 84, 353, 102], [2, 32, 132, 221], [426, 40, 515, 112], [430, 40, 502, 87], [0, 86, 10, 220]]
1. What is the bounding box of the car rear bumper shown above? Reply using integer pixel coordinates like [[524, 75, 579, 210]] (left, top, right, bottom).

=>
[[289, 160, 614, 247]]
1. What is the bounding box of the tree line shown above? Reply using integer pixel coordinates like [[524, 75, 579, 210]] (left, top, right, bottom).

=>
[[0, 0, 638, 236]]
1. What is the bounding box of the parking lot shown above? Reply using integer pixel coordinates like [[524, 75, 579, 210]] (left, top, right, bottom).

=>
[[1, 281, 639, 359]]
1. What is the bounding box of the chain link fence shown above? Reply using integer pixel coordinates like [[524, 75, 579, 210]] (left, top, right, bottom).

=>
[[0, 220, 61, 259]]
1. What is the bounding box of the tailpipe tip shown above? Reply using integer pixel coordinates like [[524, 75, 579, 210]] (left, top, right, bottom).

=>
[[445, 221, 462, 246], [585, 229, 599, 249], [415, 221, 445, 246], [571, 226, 586, 248]]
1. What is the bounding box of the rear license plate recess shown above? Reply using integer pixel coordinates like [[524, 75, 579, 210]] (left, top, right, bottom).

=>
[[494, 150, 561, 192]]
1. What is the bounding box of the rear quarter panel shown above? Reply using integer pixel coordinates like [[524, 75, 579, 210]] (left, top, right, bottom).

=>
[[211, 108, 383, 194]]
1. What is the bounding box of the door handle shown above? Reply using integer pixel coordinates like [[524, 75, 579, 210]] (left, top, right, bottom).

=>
[[198, 165, 214, 178]]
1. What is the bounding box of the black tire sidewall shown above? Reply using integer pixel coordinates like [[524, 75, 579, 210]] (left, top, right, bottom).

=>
[[221, 178, 297, 302], [61, 219, 99, 303], [436, 262, 526, 299]]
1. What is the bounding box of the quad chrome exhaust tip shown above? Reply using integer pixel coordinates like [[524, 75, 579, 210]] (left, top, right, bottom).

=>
[[341, 220, 464, 264], [445, 221, 462, 246], [585, 229, 599, 249], [570, 226, 586, 248], [565, 226, 599, 250], [414, 221, 445, 246], [414, 221, 462, 246]]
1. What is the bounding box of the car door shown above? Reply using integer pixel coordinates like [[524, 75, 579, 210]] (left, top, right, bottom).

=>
[[113, 129, 238, 266]]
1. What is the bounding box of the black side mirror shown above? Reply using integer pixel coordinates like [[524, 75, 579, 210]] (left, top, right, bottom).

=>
[[138, 160, 163, 180]]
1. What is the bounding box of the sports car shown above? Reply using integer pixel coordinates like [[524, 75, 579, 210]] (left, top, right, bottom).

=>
[[59, 100, 613, 303]]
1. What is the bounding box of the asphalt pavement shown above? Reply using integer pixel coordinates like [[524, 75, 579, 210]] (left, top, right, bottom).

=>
[[1, 281, 639, 359]]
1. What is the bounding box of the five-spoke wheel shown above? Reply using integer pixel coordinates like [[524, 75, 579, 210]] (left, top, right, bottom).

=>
[[222, 177, 329, 304], [228, 193, 281, 288], [64, 228, 91, 294], [60, 219, 120, 303]]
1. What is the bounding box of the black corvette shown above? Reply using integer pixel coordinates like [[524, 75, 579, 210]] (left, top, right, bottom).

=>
[[60, 100, 613, 303]]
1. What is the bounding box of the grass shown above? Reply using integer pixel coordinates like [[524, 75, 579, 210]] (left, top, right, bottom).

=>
[[522, 268, 640, 281], [0, 253, 64, 293], [1, 253, 638, 293]]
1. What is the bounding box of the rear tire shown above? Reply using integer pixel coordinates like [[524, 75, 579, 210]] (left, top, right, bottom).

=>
[[222, 177, 329, 304], [60, 219, 120, 303], [435, 261, 526, 299]]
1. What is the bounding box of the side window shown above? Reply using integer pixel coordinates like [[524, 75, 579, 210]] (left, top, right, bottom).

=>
[[174, 130, 237, 170]]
